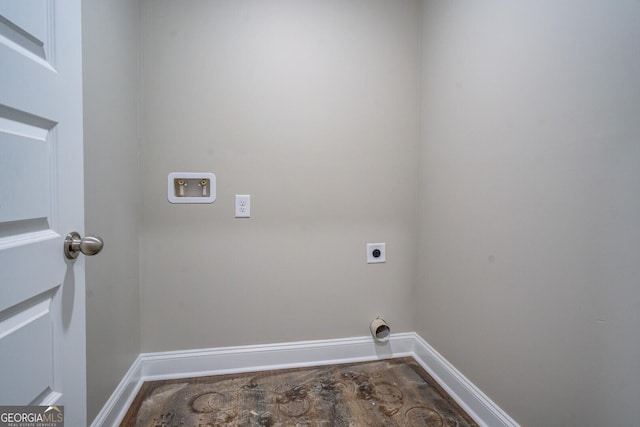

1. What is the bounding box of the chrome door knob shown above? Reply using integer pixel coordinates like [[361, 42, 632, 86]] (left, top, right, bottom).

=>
[[64, 231, 104, 259]]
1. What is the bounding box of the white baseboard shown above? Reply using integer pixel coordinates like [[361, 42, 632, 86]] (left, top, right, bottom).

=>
[[411, 334, 519, 427], [92, 332, 518, 427], [138, 333, 415, 381], [89, 355, 143, 427]]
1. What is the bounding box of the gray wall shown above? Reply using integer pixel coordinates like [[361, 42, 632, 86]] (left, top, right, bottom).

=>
[[82, 0, 141, 422], [82, 1, 640, 425], [138, 0, 420, 352], [417, 1, 640, 426]]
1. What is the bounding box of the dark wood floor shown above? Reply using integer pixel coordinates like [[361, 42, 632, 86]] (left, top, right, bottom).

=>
[[121, 357, 478, 426]]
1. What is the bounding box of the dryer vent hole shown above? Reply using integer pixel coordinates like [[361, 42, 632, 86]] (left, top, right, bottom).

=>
[[375, 325, 390, 340]]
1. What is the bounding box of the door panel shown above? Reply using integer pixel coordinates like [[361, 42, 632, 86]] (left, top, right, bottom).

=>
[[0, 105, 55, 232], [0, 292, 55, 404], [0, 0, 52, 67]]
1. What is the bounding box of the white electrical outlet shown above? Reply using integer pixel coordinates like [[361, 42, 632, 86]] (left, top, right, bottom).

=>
[[367, 243, 386, 263], [235, 194, 250, 218]]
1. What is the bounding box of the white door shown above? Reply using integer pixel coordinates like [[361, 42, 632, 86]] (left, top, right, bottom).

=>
[[0, 1, 88, 425]]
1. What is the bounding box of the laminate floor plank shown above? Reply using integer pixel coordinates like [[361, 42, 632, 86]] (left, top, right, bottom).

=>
[[120, 357, 478, 426]]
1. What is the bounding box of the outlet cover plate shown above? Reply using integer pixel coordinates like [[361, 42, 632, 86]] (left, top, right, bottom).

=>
[[367, 243, 386, 264], [235, 194, 251, 218]]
